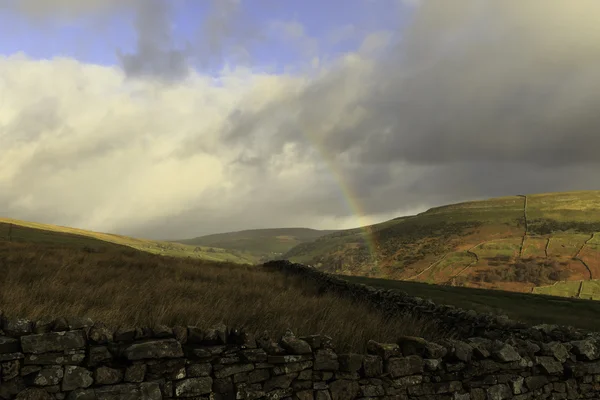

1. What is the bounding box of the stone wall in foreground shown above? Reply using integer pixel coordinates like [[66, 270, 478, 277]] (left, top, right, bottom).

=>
[[2, 260, 600, 400], [1, 315, 600, 400]]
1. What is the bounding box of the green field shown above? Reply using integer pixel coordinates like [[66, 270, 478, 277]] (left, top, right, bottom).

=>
[[341, 274, 600, 331], [0, 218, 253, 264], [282, 190, 600, 299], [172, 227, 336, 262]]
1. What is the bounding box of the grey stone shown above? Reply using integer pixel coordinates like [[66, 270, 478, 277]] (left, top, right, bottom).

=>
[[536, 356, 563, 375], [486, 384, 512, 400], [492, 343, 521, 362], [328, 379, 360, 400], [88, 346, 112, 367], [15, 388, 53, 400], [21, 331, 86, 354], [366, 341, 401, 360], [263, 373, 298, 392], [570, 340, 600, 361], [24, 352, 85, 365], [87, 324, 113, 345], [94, 366, 123, 385], [362, 355, 383, 377], [2, 359, 20, 380], [214, 363, 254, 378], [3, 318, 34, 337], [33, 366, 64, 386], [186, 363, 212, 377], [280, 331, 312, 355], [125, 363, 147, 383], [123, 339, 183, 360], [174, 377, 213, 397], [385, 356, 423, 378], [62, 366, 93, 391]]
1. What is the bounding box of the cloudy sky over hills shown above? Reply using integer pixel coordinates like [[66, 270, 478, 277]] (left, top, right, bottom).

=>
[[1, 0, 600, 239]]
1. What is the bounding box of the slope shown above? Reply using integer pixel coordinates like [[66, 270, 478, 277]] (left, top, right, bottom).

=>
[[283, 190, 600, 298], [172, 227, 337, 263], [0, 217, 253, 264]]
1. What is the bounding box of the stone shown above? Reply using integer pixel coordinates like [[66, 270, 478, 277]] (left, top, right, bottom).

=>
[[280, 331, 312, 355], [187, 363, 212, 377], [174, 377, 213, 396], [24, 352, 85, 365], [263, 373, 298, 392], [3, 318, 34, 337], [366, 341, 401, 360], [15, 388, 53, 400], [88, 346, 112, 366], [21, 331, 86, 354], [570, 340, 600, 361], [294, 390, 314, 400], [272, 361, 312, 377], [95, 366, 123, 385], [525, 375, 549, 391], [241, 349, 268, 363], [66, 317, 93, 331], [33, 366, 64, 386], [214, 363, 254, 379], [87, 324, 113, 344], [397, 336, 447, 359], [486, 384, 512, 400], [62, 366, 93, 391], [151, 325, 173, 338], [2, 359, 20, 380], [328, 379, 360, 400], [123, 339, 184, 360], [492, 343, 521, 362], [536, 356, 563, 375], [385, 356, 424, 378], [362, 355, 383, 377], [113, 326, 136, 341], [125, 363, 147, 382], [542, 342, 570, 363]]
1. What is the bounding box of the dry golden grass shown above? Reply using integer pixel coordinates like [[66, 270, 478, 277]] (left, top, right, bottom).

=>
[[0, 240, 449, 352]]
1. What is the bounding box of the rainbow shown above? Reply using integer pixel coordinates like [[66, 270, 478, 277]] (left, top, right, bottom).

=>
[[303, 135, 380, 268]]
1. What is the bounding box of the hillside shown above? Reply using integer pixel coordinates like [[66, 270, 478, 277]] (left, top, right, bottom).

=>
[[0, 217, 253, 264], [283, 190, 600, 299], [172, 227, 336, 263]]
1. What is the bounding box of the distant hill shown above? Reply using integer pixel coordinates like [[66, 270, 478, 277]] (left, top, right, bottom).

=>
[[0, 217, 253, 264], [172, 228, 337, 263], [283, 190, 600, 300]]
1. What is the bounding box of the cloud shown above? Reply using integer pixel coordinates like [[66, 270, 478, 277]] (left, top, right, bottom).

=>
[[3, 0, 600, 239], [116, 0, 189, 81]]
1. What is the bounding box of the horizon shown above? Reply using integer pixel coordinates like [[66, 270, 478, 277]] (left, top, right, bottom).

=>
[[2, 1, 600, 240]]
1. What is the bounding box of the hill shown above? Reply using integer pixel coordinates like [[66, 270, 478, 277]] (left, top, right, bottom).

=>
[[283, 190, 600, 299], [0, 217, 253, 264], [172, 227, 336, 263]]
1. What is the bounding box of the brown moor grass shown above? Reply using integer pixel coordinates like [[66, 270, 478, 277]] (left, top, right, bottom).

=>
[[0, 240, 449, 352]]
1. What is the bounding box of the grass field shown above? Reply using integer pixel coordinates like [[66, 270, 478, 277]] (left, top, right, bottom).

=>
[[0, 218, 254, 264], [341, 274, 600, 331], [173, 227, 336, 262], [283, 190, 600, 299], [0, 239, 447, 352]]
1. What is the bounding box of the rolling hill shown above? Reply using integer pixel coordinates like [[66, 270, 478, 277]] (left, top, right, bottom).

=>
[[283, 190, 600, 299], [0, 217, 253, 264], [172, 227, 337, 263]]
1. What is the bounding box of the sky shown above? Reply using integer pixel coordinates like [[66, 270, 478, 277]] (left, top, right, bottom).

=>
[[1, 0, 600, 240]]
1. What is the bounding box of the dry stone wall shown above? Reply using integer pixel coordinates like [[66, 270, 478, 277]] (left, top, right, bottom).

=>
[[1, 260, 600, 399]]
